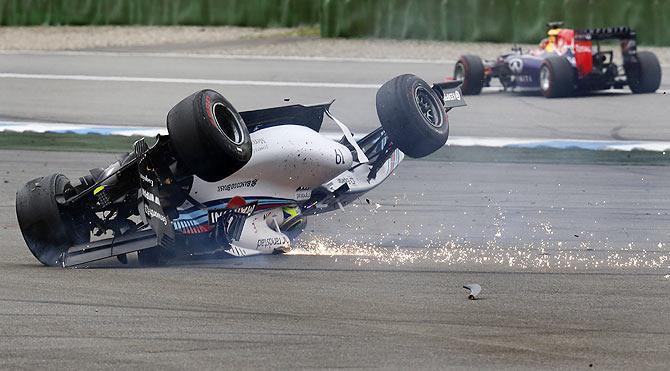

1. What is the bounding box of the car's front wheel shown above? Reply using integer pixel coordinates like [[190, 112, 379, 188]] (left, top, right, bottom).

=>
[[376, 74, 448, 158], [167, 89, 252, 182], [16, 173, 89, 266], [454, 55, 485, 95]]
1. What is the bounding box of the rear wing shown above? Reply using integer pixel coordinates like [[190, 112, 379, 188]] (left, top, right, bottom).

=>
[[432, 80, 467, 112], [575, 26, 637, 62], [575, 26, 635, 41]]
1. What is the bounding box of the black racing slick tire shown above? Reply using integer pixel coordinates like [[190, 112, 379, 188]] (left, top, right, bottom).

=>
[[16, 174, 89, 266], [454, 55, 485, 95], [376, 74, 448, 158], [540, 56, 575, 98], [627, 51, 662, 94], [167, 89, 252, 182]]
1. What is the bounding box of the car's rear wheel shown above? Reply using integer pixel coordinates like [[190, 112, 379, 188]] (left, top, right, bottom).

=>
[[376, 74, 448, 158], [16, 174, 89, 266], [167, 89, 252, 182], [454, 55, 485, 95], [540, 56, 575, 98], [627, 51, 662, 94]]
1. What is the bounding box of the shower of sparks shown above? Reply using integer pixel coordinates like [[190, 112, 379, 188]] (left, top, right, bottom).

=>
[[287, 195, 670, 272]]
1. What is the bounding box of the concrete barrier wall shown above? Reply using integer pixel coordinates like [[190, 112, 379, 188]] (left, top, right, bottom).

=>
[[0, 0, 320, 27], [321, 0, 670, 46]]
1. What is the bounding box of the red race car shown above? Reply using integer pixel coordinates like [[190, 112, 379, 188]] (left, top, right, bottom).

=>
[[454, 22, 662, 98]]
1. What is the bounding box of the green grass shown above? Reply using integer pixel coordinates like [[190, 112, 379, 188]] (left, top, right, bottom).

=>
[[0, 132, 152, 153]]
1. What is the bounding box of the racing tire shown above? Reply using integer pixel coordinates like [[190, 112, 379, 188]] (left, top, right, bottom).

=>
[[540, 56, 575, 98], [16, 173, 89, 266], [167, 89, 252, 182], [376, 74, 448, 158], [454, 55, 485, 95], [627, 51, 662, 94]]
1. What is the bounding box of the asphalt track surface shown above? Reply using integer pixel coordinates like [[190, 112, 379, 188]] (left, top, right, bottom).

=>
[[1, 52, 670, 369], [0, 52, 669, 140]]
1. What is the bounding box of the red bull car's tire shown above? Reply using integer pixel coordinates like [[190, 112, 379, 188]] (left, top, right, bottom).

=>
[[454, 55, 485, 95], [627, 51, 662, 94], [540, 56, 575, 98], [15, 173, 89, 266], [376, 74, 448, 158], [167, 89, 252, 182]]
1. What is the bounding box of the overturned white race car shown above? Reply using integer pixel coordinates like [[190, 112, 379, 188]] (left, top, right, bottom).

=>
[[16, 74, 466, 267]]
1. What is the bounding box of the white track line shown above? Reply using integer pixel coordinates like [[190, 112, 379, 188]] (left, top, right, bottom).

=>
[[1, 50, 669, 71], [0, 72, 380, 89], [2, 120, 670, 152], [1, 50, 668, 68]]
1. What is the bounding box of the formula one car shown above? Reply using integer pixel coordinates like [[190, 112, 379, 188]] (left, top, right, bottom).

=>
[[454, 22, 662, 98], [15, 74, 466, 267]]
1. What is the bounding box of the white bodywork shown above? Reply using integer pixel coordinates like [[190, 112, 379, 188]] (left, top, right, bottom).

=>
[[172, 122, 401, 258], [189, 125, 353, 203]]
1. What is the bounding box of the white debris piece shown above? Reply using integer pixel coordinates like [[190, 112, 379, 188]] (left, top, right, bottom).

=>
[[463, 283, 481, 300]]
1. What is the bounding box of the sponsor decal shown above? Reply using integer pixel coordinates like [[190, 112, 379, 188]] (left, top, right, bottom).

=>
[[208, 203, 257, 225], [295, 186, 311, 200], [252, 137, 269, 152], [144, 204, 168, 226], [335, 149, 344, 165], [217, 179, 258, 193], [208, 202, 257, 242], [139, 173, 154, 187], [142, 188, 160, 205], [509, 58, 524, 74], [337, 176, 357, 186], [295, 191, 311, 200], [443, 90, 461, 101], [256, 236, 290, 249], [515, 75, 533, 83], [575, 44, 592, 54]]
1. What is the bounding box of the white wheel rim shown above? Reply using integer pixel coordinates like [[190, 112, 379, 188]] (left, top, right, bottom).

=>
[[212, 102, 245, 145], [540, 66, 551, 91], [454, 63, 465, 81]]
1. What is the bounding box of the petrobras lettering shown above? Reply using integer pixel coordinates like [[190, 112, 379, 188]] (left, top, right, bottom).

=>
[[217, 179, 258, 192], [142, 188, 160, 205], [256, 236, 290, 249], [443, 90, 461, 102], [144, 204, 167, 226], [139, 173, 154, 187]]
